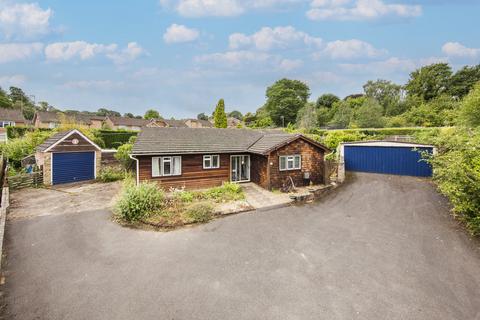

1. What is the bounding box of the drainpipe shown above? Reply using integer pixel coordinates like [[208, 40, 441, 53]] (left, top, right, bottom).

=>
[[129, 154, 139, 185]]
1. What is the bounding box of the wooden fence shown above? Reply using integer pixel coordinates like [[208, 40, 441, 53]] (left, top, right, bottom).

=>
[[324, 159, 338, 184], [8, 171, 43, 190]]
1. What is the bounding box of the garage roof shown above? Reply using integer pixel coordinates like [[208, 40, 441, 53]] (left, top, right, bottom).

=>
[[37, 129, 101, 152], [342, 141, 435, 148]]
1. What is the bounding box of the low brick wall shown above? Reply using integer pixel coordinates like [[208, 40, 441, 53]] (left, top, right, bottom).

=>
[[8, 171, 44, 190]]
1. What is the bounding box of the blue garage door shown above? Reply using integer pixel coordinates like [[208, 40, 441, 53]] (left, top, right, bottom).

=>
[[344, 146, 433, 177], [52, 152, 95, 185]]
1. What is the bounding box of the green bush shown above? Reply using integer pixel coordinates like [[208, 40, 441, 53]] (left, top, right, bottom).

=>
[[97, 167, 125, 182], [0, 130, 53, 169], [322, 130, 367, 150], [173, 190, 194, 203], [116, 181, 164, 222], [416, 127, 480, 236], [183, 202, 214, 223], [115, 143, 134, 170], [201, 182, 244, 201]]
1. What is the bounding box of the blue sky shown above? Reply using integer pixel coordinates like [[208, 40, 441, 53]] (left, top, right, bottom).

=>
[[0, 0, 479, 118]]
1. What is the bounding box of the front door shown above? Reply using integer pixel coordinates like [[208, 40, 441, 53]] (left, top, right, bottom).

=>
[[231, 155, 250, 182]]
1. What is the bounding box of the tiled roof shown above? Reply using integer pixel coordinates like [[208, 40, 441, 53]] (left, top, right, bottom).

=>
[[0, 108, 26, 122], [132, 127, 328, 155], [165, 119, 188, 128], [36, 130, 73, 152], [107, 116, 150, 126]]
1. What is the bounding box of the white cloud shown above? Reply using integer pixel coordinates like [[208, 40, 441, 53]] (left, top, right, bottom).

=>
[[319, 39, 386, 59], [163, 24, 199, 43], [278, 58, 303, 71], [195, 50, 271, 66], [45, 41, 145, 64], [307, 0, 422, 21], [442, 42, 480, 59], [0, 42, 43, 63], [174, 0, 244, 17], [0, 74, 27, 86], [106, 42, 146, 64], [339, 56, 447, 75], [160, 0, 303, 17], [0, 2, 52, 39], [229, 26, 322, 51], [45, 41, 117, 61]]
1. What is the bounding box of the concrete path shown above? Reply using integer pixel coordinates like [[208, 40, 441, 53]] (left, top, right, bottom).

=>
[[2, 173, 480, 320], [242, 182, 292, 209]]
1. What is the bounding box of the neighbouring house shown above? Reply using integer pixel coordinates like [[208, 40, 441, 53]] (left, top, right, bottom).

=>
[[184, 119, 213, 128], [33, 111, 105, 129], [104, 116, 150, 131], [227, 117, 242, 128], [130, 127, 330, 190], [0, 108, 28, 127], [0, 108, 29, 142], [35, 129, 102, 185]]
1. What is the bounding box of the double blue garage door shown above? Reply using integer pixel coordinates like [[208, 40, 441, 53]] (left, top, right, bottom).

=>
[[52, 152, 95, 185], [344, 146, 433, 177]]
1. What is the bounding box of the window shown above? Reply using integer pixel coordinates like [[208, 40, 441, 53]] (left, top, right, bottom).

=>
[[279, 155, 301, 171], [152, 156, 182, 177], [203, 155, 220, 169], [49, 122, 59, 129], [0, 121, 15, 128]]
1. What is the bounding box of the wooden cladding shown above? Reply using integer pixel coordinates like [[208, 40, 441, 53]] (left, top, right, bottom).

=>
[[137, 137, 326, 191], [49, 133, 98, 153]]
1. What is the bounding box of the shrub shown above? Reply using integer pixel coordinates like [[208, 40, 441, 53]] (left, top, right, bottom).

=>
[[97, 167, 125, 182], [116, 181, 164, 222], [183, 202, 214, 223], [173, 190, 194, 203], [0, 130, 53, 169], [201, 182, 244, 201], [115, 143, 134, 170], [322, 130, 367, 150]]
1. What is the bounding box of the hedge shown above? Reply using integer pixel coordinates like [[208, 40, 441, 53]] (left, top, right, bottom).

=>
[[6, 126, 52, 139], [307, 127, 444, 137], [94, 130, 138, 149]]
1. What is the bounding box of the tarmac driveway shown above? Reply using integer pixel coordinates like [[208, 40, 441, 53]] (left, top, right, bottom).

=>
[[2, 173, 480, 320]]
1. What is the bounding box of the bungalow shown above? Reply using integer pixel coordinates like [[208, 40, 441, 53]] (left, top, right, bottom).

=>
[[104, 116, 150, 131], [130, 127, 330, 190], [0, 108, 28, 127], [33, 111, 105, 129]]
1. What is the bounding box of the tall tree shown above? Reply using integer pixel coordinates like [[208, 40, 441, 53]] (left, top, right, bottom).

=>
[[213, 99, 227, 128], [228, 110, 243, 120], [363, 79, 403, 116], [197, 112, 208, 121], [0, 87, 12, 109], [124, 112, 135, 118], [315, 93, 339, 109], [97, 108, 121, 117], [405, 63, 452, 101], [352, 98, 385, 128], [448, 64, 480, 99], [296, 102, 318, 130], [458, 83, 480, 127], [144, 109, 160, 119], [264, 78, 310, 126]]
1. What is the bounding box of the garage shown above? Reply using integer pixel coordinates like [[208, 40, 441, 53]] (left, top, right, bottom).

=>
[[340, 141, 435, 177], [35, 129, 102, 186]]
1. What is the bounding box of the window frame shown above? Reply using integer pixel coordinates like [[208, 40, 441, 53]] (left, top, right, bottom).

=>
[[203, 155, 220, 169], [279, 155, 301, 171], [152, 156, 182, 177], [0, 121, 15, 128]]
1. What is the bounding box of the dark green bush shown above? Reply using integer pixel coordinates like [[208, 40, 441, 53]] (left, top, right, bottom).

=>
[[94, 130, 137, 149], [116, 181, 164, 222]]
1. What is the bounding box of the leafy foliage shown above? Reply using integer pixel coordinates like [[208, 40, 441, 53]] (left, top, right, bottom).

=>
[[97, 167, 126, 182], [416, 128, 480, 235], [0, 130, 52, 169], [95, 130, 137, 149], [315, 93, 339, 109], [351, 98, 384, 128], [115, 140, 135, 170], [228, 110, 243, 120], [144, 109, 161, 120], [197, 112, 209, 120], [405, 63, 452, 101], [458, 82, 480, 127], [183, 203, 214, 224], [116, 180, 164, 222], [264, 78, 310, 126], [213, 99, 228, 128]]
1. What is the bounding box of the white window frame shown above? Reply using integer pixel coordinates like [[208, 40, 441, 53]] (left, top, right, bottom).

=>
[[152, 156, 182, 177], [0, 121, 15, 128], [279, 155, 301, 171], [203, 155, 220, 169]]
